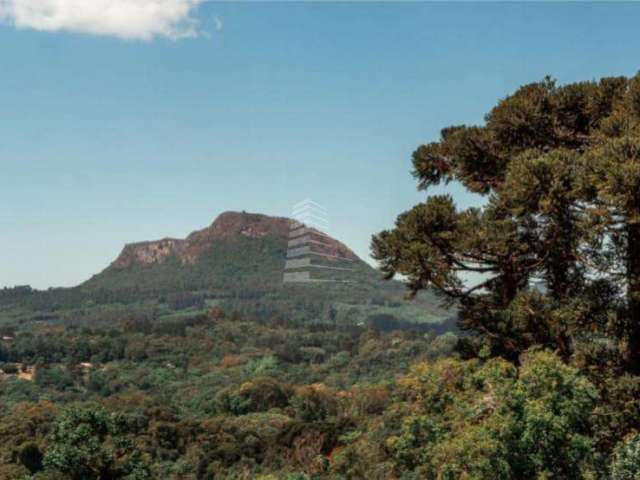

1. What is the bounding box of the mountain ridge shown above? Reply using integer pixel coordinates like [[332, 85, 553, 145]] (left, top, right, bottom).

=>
[[0, 210, 454, 330], [110, 211, 360, 270]]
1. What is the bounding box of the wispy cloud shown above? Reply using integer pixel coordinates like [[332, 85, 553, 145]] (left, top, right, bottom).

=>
[[0, 0, 203, 41]]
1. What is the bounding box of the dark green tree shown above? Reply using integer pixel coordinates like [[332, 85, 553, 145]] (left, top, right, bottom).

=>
[[42, 405, 149, 480], [582, 135, 640, 371], [373, 74, 640, 369]]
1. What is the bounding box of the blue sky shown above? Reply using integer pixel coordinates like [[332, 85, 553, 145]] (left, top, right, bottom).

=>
[[1, 2, 640, 289]]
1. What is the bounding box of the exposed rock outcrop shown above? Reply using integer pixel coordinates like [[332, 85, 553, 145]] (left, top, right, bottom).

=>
[[110, 211, 358, 269]]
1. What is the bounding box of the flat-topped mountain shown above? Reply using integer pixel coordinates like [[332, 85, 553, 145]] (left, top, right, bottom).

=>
[[111, 211, 358, 270], [84, 211, 372, 294], [1, 211, 454, 329]]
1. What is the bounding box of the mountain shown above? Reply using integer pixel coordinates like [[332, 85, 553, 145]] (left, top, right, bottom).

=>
[[83, 211, 374, 295], [1, 211, 455, 330], [110, 211, 359, 269]]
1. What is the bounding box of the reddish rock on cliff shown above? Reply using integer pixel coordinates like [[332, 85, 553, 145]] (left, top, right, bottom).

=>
[[110, 211, 359, 269]]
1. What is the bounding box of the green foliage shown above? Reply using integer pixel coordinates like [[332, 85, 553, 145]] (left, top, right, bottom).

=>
[[217, 377, 292, 415], [290, 385, 340, 422], [610, 433, 640, 480], [373, 74, 640, 370], [34, 366, 75, 391], [244, 355, 280, 378], [5, 75, 640, 478], [386, 351, 597, 479], [0, 314, 460, 478], [43, 405, 150, 480], [368, 73, 640, 478], [0, 218, 453, 332]]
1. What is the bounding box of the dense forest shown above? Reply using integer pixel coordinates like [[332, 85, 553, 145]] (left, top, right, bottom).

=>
[[3, 74, 640, 478], [0, 310, 458, 479]]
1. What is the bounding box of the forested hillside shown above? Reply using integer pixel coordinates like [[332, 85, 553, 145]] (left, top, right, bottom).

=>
[[0, 212, 453, 331], [371, 73, 640, 478], [3, 74, 640, 479], [0, 308, 460, 479]]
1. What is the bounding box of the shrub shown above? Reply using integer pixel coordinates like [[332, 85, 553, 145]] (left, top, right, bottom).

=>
[[611, 433, 640, 480], [243, 356, 280, 378], [217, 377, 292, 415], [291, 384, 340, 422], [388, 352, 598, 479]]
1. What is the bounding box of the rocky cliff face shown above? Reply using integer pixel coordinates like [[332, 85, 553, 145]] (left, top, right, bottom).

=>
[[112, 238, 185, 268], [110, 211, 359, 269]]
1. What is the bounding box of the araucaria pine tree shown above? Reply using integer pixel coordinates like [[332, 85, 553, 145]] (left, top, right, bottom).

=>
[[372, 75, 640, 373]]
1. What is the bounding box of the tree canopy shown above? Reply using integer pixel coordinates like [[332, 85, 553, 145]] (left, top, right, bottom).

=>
[[373, 74, 640, 372]]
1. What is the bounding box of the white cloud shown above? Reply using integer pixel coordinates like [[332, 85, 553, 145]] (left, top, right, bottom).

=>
[[0, 0, 203, 40]]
